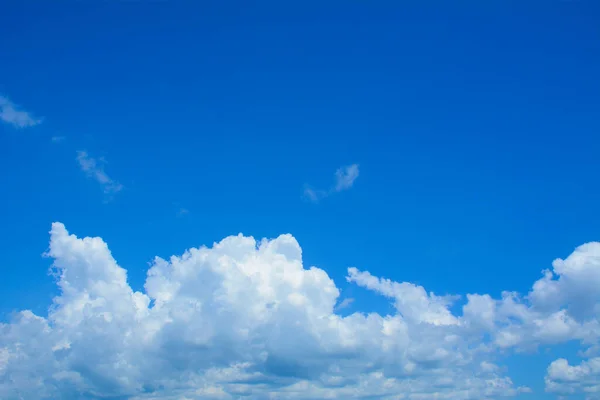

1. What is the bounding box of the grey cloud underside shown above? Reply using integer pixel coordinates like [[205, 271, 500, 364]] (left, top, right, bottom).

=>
[[1, 224, 600, 399]]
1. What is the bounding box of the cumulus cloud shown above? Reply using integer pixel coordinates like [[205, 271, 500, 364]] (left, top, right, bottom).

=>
[[76, 151, 123, 197], [545, 357, 600, 396], [0, 95, 42, 129], [304, 164, 359, 203], [1, 225, 600, 399]]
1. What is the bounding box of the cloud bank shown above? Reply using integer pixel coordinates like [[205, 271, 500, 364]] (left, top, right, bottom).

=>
[[305, 164, 359, 203], [0, 95, 42, 129], [1, 224, 600, 399]]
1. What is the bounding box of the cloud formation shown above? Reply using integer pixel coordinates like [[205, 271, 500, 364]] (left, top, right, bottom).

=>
[[76, 151, 123, 197], [304, 164, 359, 203], [545, 357, 600, 396], [0, 95, 42, 129], [1, 224, 600, 399]]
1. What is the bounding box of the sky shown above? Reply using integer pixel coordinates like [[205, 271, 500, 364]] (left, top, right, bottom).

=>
[[1, 1, 600, 399]]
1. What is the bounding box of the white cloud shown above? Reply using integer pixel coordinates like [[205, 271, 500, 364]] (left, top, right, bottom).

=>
[[528, 242, 600, 321], [545, 357, 600, 396], [0, 95, 42, 129], [334, 164, 360, 192], [3, 225, 600, 399], [302, 186, 322, 203], [334, 297, 354, 311], [347, 267, 460, 326], [76, 151, 123, 197], [304, 164, 359, 203], [51, 136, 66, 143]]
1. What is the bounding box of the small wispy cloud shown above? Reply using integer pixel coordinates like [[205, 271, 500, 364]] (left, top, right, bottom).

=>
[[0, 95, 42, 129], [304, 163, 360, 203], [51, 136, 66, 143], [172, 202, 190, 218], [334, 297, 355, 312], [334, 164, 360, 192], [303, 187, 326, 203], [76, 151, 123, 198]]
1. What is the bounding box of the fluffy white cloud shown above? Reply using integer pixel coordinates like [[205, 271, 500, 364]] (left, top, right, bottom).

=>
[[1, 225, 600, 399], [76, 151, 123, 197], [529, 242, 600, 321], [0, 95, 42, 129], [545, 357, 600, 397]]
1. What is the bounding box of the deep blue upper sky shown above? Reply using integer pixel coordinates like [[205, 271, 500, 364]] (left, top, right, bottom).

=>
[[1, 2, 599, 398]]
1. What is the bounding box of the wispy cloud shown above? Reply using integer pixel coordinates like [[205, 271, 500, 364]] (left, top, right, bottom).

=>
[[303, 187, 326, 203], [334, 164, 360, 192], [177, 207, 190, 217], [334, 297, 355, 312], [76, 151, 123, 197], [51, 135, 66, 143], [304, 163, 360, 203], [0, 95, 42, 129]]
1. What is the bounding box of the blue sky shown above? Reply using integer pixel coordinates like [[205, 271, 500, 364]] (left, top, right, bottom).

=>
[[1, 2, 600, 399]]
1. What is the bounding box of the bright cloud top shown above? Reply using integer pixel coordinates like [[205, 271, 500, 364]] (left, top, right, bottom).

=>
[[305, 163, 359, 203], [76, 151, 123, 197], [0, 95, 42, 129], [1, 224, 600, 399]]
